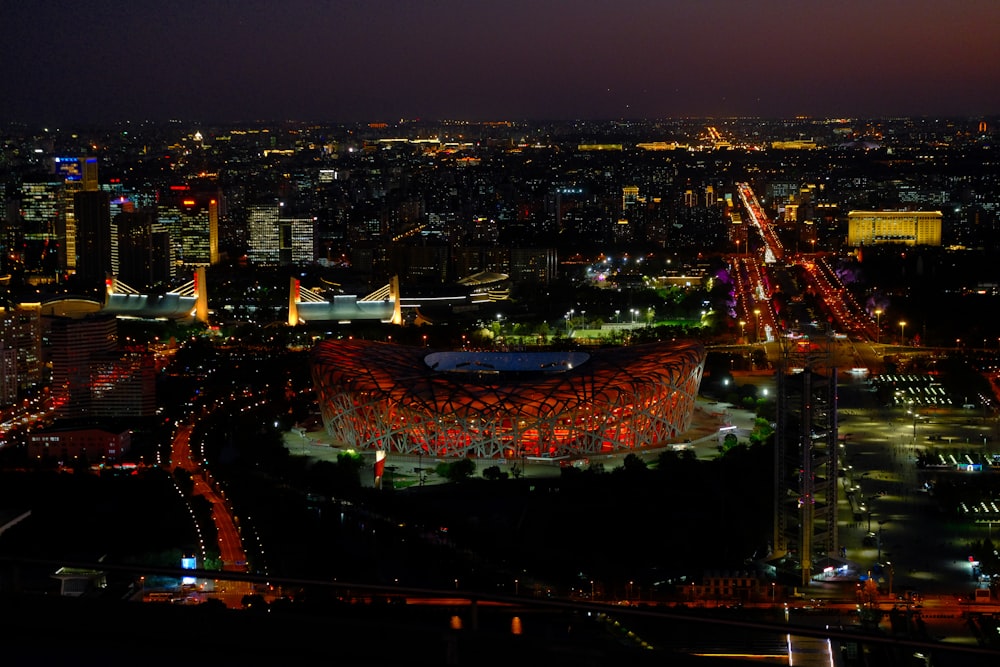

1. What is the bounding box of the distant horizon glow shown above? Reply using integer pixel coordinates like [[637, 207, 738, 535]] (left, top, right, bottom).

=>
[[2, 1, 998, 125]]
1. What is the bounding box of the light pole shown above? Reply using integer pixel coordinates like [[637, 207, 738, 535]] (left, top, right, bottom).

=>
[[739, 320, 746, 341], [615, 309, 620, 324], [899, 321, 906, 345], [753, 308, 761, 343], [874, 309, 881, 344]]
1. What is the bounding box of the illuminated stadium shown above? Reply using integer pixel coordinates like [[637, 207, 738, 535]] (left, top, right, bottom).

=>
[[311, 339, 706, 458]]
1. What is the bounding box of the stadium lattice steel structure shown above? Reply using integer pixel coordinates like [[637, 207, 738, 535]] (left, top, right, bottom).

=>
[[312, 339, 705, 459]]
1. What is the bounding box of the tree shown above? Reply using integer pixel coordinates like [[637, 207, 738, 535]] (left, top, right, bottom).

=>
[[749, 418, 775, 446], [621, 453, 648, 474], [721, 432, 739, 453], [438, 457, 476, 482], [482, 465, 508, 481]]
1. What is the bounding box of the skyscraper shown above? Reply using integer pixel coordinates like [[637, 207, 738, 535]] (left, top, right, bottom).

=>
[[157, 188, 220, 276], [0, 304, 43, 398], [114, 210, 171, 290], [73, 190, 112, 288], [48, 313, 118, 418], [19, 178, 64, 275], [247, 201, 281, 265]]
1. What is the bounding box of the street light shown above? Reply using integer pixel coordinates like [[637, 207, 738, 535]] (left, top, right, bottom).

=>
[[753, 308, 761, 343], [615, 309, 620, 324], [739, 320, 746, 341], [899, 321, 906, 345], [874, 309, 881, 344]]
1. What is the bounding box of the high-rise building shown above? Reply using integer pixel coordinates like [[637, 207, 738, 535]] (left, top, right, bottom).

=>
[[510, 248, 558, 284], [622, 185, 640, 211], [114, 210, 171, 290], [73, 190, 112, 288], [52, 156, 100, 272], [282, 217, 315, 266], [19, 178, 64, 275], [48, 313, 118, 417], [247, 202, 281, 265], [0, 344, 17, 406], [157, 188, 220, 275], [0, 304, 43, 395], [847, 210, 942, 246]]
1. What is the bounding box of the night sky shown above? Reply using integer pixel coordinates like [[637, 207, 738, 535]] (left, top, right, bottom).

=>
[[3, 0, 999, 124]]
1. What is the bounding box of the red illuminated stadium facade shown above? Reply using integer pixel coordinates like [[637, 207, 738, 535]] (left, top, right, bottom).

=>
[[311, 339, 705, 458]]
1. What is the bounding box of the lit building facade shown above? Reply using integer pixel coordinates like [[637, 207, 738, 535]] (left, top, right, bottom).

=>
[[312, 340, 705, 458], [19, 179, 64, 274], [510, 247, 558, 284], [283, 217, 315, 265], [847, 210, 942, 246], [90, 352, 157, 418], [247, 202, 281, 265], [48, 314, 118, 417], [0, 304, 43, 396], [28, 425, 131, 464], [157, 189, 220, 275]]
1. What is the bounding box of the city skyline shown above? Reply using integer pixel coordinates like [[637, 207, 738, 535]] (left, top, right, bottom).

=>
[[3, 0, 1000, 125]]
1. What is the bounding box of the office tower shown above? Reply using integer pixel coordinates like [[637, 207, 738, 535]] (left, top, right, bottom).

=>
[[114, 210, 171, 290], [684, 189, 697, 208], [847, 211, 943, 247], [247, 202, 281, 265], [0, 344, 16, 405], [19, 178, 65, 274], [282, 217, 315, 266], [622, 185, 640, 211], [510, 248, 557, 285], [73, 190, 112, 288], [52, 156, 99, 272], [705, 185, 717, 207], [157, 187, 220, 275], [0, 304, 43, 395], [48, 313, 118, 417]]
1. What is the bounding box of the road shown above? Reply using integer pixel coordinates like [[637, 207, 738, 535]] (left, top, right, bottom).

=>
[[164, 423, 253, 607]]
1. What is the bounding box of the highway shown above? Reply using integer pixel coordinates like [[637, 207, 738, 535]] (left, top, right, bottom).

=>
[[164, 423, 252, 607]]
